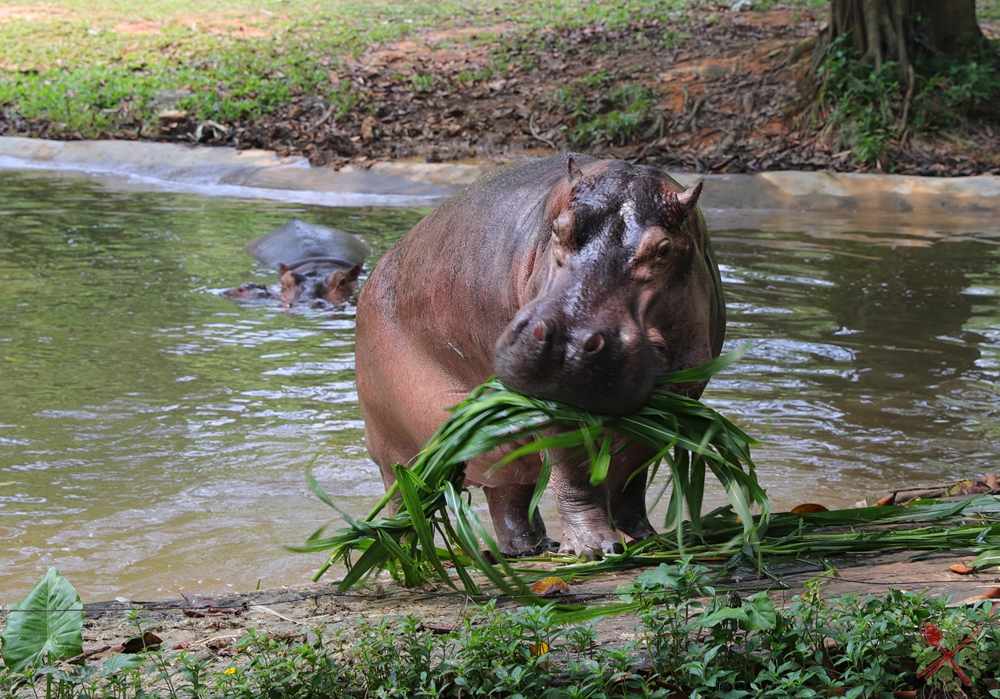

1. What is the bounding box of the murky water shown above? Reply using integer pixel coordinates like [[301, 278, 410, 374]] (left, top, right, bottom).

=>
[[1, 169, 998, 602]]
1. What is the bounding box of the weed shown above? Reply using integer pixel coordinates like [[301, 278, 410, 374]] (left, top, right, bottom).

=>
[[575, 71, 613, 89], [541, 78, 659, 148], [814, 36, 902, 164], [660, 30, 691, 49], [814, 31, 1000, 165], [454, 68, 493, 85], [405, 73, 436, 93], [562, 82, 659, 147]]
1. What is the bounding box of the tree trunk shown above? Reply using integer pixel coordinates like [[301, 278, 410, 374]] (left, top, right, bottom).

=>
[[817, 0, 983, 81], [915, 0, 982, 57]]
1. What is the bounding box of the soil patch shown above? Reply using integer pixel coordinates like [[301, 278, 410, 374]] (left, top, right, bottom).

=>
[[0, 5, 76, 22]]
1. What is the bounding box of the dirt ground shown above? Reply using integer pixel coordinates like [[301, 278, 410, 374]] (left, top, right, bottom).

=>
[[3, 7, 999, 177]]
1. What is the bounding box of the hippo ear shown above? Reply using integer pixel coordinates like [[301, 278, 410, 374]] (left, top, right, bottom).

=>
[[345, 264, 362, 283], [567, 156, 584, 185], [278, 263, 290, 275], [674, 181, 704, 218], [279, 265, 299, 303]]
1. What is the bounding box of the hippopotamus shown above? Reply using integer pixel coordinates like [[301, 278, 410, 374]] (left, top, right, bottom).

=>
[[355, 154, 725, 558], [223, 219, 370, 306]]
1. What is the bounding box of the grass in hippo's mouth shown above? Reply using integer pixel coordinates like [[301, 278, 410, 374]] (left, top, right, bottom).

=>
[[296, 345, 771, 597]]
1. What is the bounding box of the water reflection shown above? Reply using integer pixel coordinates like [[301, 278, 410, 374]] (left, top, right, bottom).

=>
[[712, 228, 1000, 511], [0, 169, 998, 602]]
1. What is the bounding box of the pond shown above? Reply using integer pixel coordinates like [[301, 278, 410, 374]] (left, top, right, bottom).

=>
[[1, 169, 998, 602]]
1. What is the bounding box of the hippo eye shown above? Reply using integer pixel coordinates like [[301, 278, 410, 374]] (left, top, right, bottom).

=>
[[656, 239, 671, 258]]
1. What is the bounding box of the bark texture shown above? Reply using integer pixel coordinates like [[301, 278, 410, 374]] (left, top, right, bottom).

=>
[[818, 0, 982, 80]]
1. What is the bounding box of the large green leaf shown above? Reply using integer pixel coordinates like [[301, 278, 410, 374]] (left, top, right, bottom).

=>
[[1, 567, 84, 673]]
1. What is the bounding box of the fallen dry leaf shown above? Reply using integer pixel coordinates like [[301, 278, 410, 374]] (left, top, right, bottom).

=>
[[790, 503, 828, 514], [181, 592, 214, 608], [987, 473, 999, 490], [122, 632, 162, 654], [530, 576, 570, 596], [949, 563, 975, 575], [876, 492, 897, 507], [957, 587, 1000, 603]]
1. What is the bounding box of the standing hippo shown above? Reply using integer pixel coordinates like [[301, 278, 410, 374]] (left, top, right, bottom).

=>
[[224, 219, 370, 306], [355, 154, 725, 558]]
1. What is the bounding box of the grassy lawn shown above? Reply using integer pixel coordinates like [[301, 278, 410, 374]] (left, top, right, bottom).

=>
[[1, 0, 997, 141], [0, 0, 810, 138]]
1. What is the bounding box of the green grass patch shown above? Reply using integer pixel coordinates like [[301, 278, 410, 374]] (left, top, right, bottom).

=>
[[0, 0, 783, 138], [543, 81, 661, 147]]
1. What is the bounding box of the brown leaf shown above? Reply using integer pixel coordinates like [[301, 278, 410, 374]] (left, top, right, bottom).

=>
[[986, 473, 999, 490], [531, 576, 570, 596], [957, 587, 1000, 603], [949, 563, 975, 575], [876, 492, 897, 507], [790, 503, 829, 514], [122, 632, 162, 654], [181, 592, 214, 609], [361, 115, 377, 144]]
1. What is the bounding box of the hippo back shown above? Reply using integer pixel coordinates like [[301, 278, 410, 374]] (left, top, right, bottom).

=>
[[246, 219, 371, 270]]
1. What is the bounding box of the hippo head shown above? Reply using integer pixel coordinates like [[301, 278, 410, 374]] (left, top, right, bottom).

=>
[[279, 264, 362, 306], [494, 157, 725, 414], [323, 265, 363, 305]]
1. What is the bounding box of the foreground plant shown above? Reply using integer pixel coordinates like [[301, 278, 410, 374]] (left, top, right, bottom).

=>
[[298, 347, 768, 595], [4, 563, 1000, 698], [813, 32, 1000, 166]]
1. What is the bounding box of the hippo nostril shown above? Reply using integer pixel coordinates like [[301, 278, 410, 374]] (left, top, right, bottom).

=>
[[582, 333, 604, 353], [532, 320, 548, 343]]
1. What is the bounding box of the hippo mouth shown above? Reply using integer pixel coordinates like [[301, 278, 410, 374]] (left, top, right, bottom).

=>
[[493, 309, 657, 415]]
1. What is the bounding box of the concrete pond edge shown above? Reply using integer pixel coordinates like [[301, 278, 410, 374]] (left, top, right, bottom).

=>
[[2, 136, 999, 240]]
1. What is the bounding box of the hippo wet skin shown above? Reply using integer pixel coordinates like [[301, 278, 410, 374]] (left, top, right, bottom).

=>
[[224, 218, 370, 306], [355, 155, 725, 558]]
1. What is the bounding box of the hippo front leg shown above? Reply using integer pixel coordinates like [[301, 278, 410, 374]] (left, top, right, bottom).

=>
[[484, 483, 558, 557], [606, 445, 657, 542], [549, 454, 626, 559]]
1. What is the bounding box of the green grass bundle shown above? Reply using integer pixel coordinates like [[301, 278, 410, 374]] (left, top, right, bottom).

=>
[[299, 348, 769, 596]]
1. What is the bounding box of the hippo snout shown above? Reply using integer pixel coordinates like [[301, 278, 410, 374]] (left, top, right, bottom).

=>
[[494, 306, 655, 415]]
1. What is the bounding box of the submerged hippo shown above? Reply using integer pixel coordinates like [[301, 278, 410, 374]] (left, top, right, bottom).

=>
[[355, 154, 725, 558], [223, 219, 370, 306]]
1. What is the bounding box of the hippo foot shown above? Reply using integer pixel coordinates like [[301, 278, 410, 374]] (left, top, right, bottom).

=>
[[500, 535, 560, 558], [617, 520, 656, 543], [558, 528, 631, 561]]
